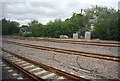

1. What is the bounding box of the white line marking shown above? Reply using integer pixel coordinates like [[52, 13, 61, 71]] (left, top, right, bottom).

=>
[[2, 64, 6, 66], [28, 67, 42, 72], [12, 73, 18, 76], [8, 70, 13, 72], [61, 69, 65, 71], [5, 67, 10, 69], [23, 65, 35, 69], [57, 76, 65, 79], [15, 61, 25, 64], [80, 76, 85, 78], [70, 72, 74, 75], [41, 73, 56, 79], [19, 63, 30, 66], [13, 59, 21, 62], [34, 70, 47, 75], [17, 77, 23, 80]]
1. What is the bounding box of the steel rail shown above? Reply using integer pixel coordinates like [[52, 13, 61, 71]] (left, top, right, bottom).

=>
[[2, 56, 45, 81], [5, 36, 120, 44], [3, 40, 120, 63], [2, 48, 90, 81], [4, 36, 120, 47]]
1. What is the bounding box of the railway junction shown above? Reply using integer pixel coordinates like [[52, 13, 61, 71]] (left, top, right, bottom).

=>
[[1, 1, 119, 81], [0, 36, 120, 81]]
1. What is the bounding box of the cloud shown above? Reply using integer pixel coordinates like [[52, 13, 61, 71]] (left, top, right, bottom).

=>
[[1, 0, 119, 25]]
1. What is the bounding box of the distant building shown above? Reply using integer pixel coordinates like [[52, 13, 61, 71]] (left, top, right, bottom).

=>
[[20, 28, 31, 34], [20, 28, 29, 32]]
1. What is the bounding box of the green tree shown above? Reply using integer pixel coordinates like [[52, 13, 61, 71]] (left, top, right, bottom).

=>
[[21, 25, 29, 28], [85, 6, 119, 40], [28, 19, 39, 27], [2, 18, 20, 35], [25, 6, 119, 40]]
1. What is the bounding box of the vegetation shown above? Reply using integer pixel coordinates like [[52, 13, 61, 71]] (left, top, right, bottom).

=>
[[1, 5, 119, 40], [85, 5, 119, 40], [28, 13, 89, 38], [1, 18, 20, 35]]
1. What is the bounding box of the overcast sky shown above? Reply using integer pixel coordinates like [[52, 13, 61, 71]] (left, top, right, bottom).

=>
[[1, 0, 119, 25]]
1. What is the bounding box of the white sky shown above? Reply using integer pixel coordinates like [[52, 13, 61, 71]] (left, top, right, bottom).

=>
[[1, 0, 119, 25]]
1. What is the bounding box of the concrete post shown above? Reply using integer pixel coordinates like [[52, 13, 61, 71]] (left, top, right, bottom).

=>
[[85, 31, 91, 40], [73, 33, 78, 39]]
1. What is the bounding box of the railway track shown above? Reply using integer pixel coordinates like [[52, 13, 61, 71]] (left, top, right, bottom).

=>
[[4, 36, 120, 47], [2, 48, 89, 81], [2, 59, 30, 80], [3, 40, 120, 63]]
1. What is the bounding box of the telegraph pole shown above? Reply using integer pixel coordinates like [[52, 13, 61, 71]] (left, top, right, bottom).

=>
[[81, 9, 83, 14], [80, 9, 83, 38]]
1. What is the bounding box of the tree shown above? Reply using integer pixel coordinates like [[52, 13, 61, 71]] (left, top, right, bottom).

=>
[[28, 19, 39, 27], [85, 6, 119, 40], [27, 13, 90, 38], [2, 18, 20, 35], [19, 5, 119, 40], [21, 25, 29, 28]]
